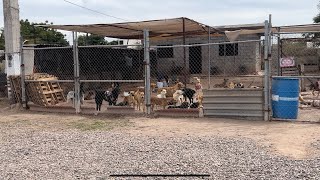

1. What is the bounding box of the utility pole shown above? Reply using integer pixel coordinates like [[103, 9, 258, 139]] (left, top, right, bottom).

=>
[[3, 0, 21, 98]]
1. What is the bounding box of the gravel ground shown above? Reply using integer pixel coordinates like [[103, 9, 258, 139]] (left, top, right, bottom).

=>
[[1, 130, 320, 180]]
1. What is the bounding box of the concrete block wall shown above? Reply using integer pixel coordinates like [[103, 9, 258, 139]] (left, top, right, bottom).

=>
[[151, 34, 261, 75]]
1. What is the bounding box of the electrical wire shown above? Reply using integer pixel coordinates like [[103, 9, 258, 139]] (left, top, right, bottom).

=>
[[62, 0, 130, 22]]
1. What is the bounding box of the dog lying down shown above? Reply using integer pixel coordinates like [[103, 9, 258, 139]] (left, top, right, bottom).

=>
[[167, 102, 199, 109]]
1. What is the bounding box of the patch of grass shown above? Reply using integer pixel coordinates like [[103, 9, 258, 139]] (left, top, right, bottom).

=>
[[68, 118, 132, 131]]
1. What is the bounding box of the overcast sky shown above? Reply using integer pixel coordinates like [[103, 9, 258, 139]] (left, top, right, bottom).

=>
[[0, 0, 319, 40]]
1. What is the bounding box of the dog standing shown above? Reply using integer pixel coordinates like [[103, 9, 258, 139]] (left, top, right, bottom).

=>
[[133, 90, 145, 111], [310, 81, 320, 97], [95, 90, 108, 112], [182, 88, 196, 104], [66, 91, 85, 106]]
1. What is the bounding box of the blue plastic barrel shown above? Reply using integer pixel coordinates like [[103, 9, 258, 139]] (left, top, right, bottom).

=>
[[272, 78, 299, 119]]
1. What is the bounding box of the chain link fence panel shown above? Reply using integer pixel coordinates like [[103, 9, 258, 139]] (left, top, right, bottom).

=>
[[270, 33, 320, 122]]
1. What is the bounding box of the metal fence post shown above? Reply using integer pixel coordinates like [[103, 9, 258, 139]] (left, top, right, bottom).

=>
[[73, 32, 81, 114], [268, 15, 273, 121], [144, 29, 151, 115], [208, 27, 211, 89], [20, 36, 26, 109], [263, 20, 270, 121], [277, 27, 281, 76]]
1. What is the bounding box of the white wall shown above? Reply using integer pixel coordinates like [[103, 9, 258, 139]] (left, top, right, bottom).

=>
[[151, 34, 261, 75]]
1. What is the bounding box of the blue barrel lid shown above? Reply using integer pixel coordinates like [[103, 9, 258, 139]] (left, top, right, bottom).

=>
[[273, 77, 299, 81]]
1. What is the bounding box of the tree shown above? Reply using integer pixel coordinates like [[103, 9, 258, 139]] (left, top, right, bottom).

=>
[[0, 29, 4, 50], [0, 19, 69, 49], [20, 19, 69, 46], [78, 34, 107, 46], [314, 2, 320, 23], [77, 33, 120, 46]]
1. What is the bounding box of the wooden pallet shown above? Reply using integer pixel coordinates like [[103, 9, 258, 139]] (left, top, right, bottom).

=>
[[25, 73, 66, 106], [9, 76, 21, 103]]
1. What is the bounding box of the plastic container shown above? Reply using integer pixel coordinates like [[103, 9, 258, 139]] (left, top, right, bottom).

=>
[[272, 78, 299, 119]]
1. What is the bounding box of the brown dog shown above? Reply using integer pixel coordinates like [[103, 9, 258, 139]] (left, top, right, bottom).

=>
[[150, 96, 173, 111], [157, 82, 184, 97]]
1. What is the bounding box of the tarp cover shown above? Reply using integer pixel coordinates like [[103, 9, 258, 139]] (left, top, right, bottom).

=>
[[39, 17, 320, 39], [39, 17, 265, 39]]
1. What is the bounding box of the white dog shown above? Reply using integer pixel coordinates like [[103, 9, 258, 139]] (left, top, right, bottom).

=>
[[157, 89, 167, 98], [67, 91, 84, 105], [173, 90, 184, 106]]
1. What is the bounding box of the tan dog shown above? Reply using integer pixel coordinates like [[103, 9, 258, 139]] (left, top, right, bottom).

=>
[[214, 79, 229, 88], [151, 97, 173, 111], [133, 90, 145, 111], [157, 82, 184, 97], [228, 82, 235, 89], [123, 91, 135, 107], [197, 92, 204, 108]]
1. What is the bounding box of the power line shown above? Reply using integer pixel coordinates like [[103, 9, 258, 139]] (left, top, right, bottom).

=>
[[62, 0, 130, 22]]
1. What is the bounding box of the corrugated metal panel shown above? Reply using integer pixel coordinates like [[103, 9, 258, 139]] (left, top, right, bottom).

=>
[[203, 89, 264, 119]]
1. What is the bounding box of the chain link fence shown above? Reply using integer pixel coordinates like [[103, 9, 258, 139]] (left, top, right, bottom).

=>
[[271, 32, 320, 122], [22, 43, 146, 113], [151, 40, 264, 90], [21, 36, 267, 116]]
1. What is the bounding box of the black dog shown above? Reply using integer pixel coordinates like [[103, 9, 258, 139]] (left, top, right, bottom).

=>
[[189, 102, 199, 108], [182, 88, 196, 104], [310, 81, 320, 97], [95, 90, 108, 111], [168, 102, 199, 109], [168, 102, 190, 109], [106, 82, 121, 106]]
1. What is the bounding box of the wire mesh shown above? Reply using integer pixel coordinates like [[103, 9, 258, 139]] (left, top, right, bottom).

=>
[[272, 33, 320, 76], [152, 41, 264, 90], [270, 32, 320, 122], [23, 46, 74, 80], [78, 45, 144, 80]]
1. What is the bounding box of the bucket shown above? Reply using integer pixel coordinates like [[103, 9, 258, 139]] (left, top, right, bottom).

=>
[[272, 78, 299, 119], [157, 82, 164, 88]]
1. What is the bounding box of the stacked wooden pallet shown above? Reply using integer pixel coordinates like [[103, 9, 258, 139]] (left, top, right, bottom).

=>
[[25, 73, 66, 106], [8, 76, 22, 103], [7, 73, 66, 106]]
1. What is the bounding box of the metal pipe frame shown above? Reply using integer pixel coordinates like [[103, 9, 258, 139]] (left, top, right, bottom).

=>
[[80, 80, 144, 83], [144, 29, 151, 115], [78, 44, 143, 48], [25, 80, 74, 83], [263, 20, 269, 121], [73, 32, 81, 113], [151, 40, 263, 48], [208, 27, 211, 89], [183, 18, 187, 87], [272, 76, 320, 78], [20, 36, 26, 109], [277, 27, 281, 76], [267, 14, 272, 121], [22, 46, 73, 50]]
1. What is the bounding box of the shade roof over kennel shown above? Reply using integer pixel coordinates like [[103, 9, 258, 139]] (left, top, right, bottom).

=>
[[275, 23, 320, 34], [39, 17, 320, 39], [39, 17, 266, 39]]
